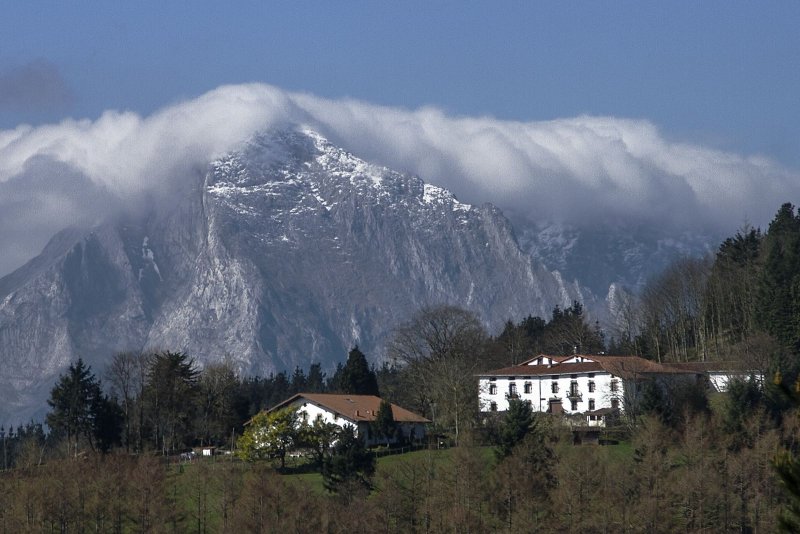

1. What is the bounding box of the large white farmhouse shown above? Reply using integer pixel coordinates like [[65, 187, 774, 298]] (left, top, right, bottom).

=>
[[269, 393, 429, 446], [478, 354, 701, 415]]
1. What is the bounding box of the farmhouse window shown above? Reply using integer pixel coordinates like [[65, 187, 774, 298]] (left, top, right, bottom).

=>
[[551, 382, 559, 394]]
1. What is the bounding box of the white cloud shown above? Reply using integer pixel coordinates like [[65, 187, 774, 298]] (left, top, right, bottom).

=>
[[1, 83, 798, 276]]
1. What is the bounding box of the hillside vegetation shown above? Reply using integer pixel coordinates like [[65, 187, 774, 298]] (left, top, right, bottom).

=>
[[2, 203, 800, 531]]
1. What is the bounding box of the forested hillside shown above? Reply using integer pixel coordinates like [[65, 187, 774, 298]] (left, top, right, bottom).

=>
[[2, 203, 800, 532]]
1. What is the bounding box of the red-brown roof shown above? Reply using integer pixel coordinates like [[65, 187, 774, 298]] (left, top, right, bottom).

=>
[[479, 361, 605, 377], [517, 354, 570, 366], [269, 393, 430, 424], [480, 354, 696, 380], [662, 361, 744, 373]]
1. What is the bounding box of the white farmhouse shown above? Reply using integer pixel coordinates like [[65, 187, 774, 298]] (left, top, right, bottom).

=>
[[269, 393, 429, 446], [478, 354, 697, 416], [662, 361, 757, 392]]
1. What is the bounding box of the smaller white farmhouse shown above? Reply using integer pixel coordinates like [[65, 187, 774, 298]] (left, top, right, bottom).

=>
[[661, 361, 756, 392], [478, 354, 699, 416], [269, 393, 429, 446]]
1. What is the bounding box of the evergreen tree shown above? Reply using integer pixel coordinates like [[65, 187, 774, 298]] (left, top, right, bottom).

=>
[[306, 363, 326, 393], [46, 358, 109, 457], [339, 346, 380, 396], [638, 380, 672, 426], [541, 302, 606, 356], [267, 371, 291, 408], [496, 399, 535, 459], [371, 399, 397, 446], [758, 203, 800, 355], [705, 226, 762, 345], [322, 425, 375, 493], [723, 377, 763, 444], [290, 366, 307, 393], [92, 394, 124, 453], [144, 351, 199, 454]]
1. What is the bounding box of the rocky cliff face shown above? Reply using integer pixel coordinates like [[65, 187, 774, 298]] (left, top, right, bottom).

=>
[[0, 129, 581, 422]]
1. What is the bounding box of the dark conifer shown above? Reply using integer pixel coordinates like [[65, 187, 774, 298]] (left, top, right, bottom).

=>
[[322, 425, 375, 493], [371, 399, 397, 446], [339, 346, 380, 396], [496, 398, 535, 458]]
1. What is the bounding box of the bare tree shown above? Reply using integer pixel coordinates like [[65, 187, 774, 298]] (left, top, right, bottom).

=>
[[387, 305, 487, 446], [640, 256, 712, 362], [107, 352, 149, 452], [197, 360, 240, 446]]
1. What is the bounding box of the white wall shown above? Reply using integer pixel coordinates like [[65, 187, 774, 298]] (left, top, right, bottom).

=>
[[708, 371, 763, 392], [288, 398, 426, 446], [478, 371, 624, 414], [290, 399, 343, 427]]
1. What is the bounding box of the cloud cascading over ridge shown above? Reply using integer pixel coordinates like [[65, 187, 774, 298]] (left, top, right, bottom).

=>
[[1, 83, 798, 276]]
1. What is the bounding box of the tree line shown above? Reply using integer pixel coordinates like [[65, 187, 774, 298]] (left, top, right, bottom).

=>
[[0, 346, 382, 468], [4, 201, 800, 530], [10, 205, 800, 455], [11, 298, 607, 466], [0, 401, 794, 532]]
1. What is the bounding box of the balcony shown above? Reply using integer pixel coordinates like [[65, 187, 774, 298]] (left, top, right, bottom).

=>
[[566, 389, 582, 401]]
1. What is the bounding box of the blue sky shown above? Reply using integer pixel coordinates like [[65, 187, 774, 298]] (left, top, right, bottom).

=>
[[2, 2, 799, 166]]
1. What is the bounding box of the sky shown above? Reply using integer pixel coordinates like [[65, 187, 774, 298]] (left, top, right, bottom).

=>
[[1, 2, 800, 276]]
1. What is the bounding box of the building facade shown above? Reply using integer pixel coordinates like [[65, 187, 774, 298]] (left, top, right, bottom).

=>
[[269, 393, 429, 446], [478, 354, 698, 415]]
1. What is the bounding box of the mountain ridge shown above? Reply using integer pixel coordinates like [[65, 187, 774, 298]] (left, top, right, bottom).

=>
[[0, 128, 586, 423]]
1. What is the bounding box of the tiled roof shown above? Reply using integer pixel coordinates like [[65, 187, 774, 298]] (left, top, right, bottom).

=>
[[479, 361, 605, 377], [662, 361, 745, 373], [518, 354, 570, 366], [269, 393, 430, 423], [479, 355, 697, 380], [587, 355, 693, 379]]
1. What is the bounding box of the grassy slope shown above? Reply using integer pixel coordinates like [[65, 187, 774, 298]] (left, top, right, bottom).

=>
[[170, 441, 634, 529]]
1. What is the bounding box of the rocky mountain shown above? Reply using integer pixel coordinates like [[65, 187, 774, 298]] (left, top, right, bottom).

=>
[[0, 128, 586, 423], [512, 218, 715, 297]]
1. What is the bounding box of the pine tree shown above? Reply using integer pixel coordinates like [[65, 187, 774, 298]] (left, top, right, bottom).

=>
[[496, 399, 535, 458], [322, 425, 375, 493], [306, 363, 326, 393], [758, 203, 800, 394], [371, 399, 397, 446], [46, 358, 112, 457], [144, 351, 199, 454], [758, 204, 800, 347], [339, 346, 380, 396]]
